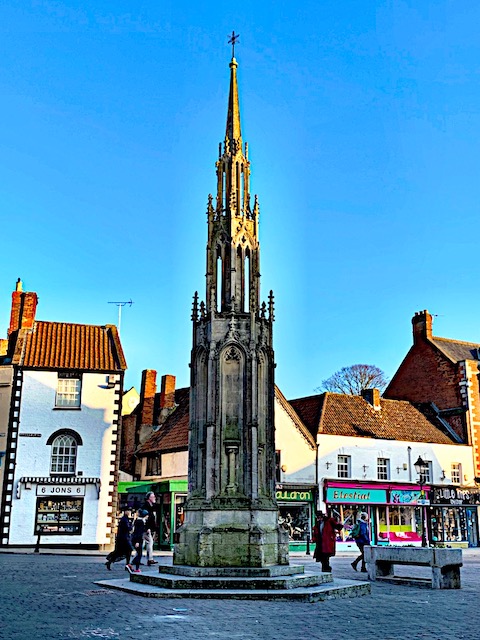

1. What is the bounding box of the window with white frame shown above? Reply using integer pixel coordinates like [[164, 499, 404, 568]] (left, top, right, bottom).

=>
[[377, 457, 390, 480], [337, 455, 351, 478], [423, 460, 433, 483], [50, 434, 78, 475], [55, 374, 82, 408], [451, 463, 461, 484]]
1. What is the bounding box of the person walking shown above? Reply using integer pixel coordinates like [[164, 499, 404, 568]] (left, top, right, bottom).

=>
[[142, 491, 158, 566], [126, 509, 149, 574], [105, 509, 133, 570], [351, 511, 370, 573], [312, 510, 343, 572]]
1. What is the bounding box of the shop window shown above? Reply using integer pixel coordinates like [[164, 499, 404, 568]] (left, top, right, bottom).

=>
[[451, 463, 461, 485], [377, 458, 390, 480], [278, 504, 311, 541], [146, 454, 162, 477], [337, 455, 351, 478], [55, 373, 82, 408], [48, 431, 81, 475], [35, 497, 83, 535]]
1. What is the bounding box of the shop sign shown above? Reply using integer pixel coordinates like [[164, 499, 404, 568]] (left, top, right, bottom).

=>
[[276, 489, 312, 501], [390, 489, 429, 505], [326, 488, 387, 503], [37, 485, 86, 496], [431, 487, 480, 506]]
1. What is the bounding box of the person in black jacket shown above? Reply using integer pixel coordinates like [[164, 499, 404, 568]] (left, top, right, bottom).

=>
[[126, 509, 149, 574], [105, 509, 133, 570], [142, 491, 158, 566]]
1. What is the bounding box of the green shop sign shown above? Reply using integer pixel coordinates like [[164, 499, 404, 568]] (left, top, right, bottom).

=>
[[326, 488, 387, 504], [276, 489, 312, 501]]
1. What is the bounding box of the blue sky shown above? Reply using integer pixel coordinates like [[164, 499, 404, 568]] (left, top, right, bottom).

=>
[[1, 1, 480, 399]]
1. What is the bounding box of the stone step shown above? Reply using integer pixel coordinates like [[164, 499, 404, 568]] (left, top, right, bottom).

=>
[[134, 569, 332, 590], [158, 564, 304, 578], [95, 577, 370, 602]]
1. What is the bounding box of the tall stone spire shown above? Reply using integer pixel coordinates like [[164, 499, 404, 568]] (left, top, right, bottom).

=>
[[225, 56, 242, 148], [174, 51, 289, 568]]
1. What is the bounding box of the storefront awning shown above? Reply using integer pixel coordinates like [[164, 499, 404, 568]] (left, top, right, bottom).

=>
[[118, 481, 156, 494]]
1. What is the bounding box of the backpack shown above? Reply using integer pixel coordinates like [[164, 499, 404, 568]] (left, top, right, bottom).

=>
[[351, 522, 361, 539]]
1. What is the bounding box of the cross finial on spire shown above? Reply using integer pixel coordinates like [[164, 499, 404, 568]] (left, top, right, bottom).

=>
[[228, 31, 239, 58]]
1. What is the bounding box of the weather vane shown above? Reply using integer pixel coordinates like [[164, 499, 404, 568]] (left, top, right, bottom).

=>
[[228, 31, 239, 57]]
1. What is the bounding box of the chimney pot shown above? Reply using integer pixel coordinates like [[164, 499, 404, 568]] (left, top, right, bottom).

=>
[[8, 282, 38, 337], [160, 375, 176, 409], [412, 309, 433, 343], [139, 369, 157, 426]]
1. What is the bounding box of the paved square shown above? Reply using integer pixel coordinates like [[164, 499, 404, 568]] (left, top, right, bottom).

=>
[[1, 550, 479, 639]]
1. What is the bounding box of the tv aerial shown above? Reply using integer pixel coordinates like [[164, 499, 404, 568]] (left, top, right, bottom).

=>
[[108, 299, 133, 335]]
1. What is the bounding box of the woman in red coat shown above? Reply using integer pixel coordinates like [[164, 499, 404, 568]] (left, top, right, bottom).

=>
[[312, 510, 343, 572]]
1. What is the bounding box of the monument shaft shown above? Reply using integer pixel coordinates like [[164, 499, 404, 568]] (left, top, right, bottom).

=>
[[173, 56, 289, 567]]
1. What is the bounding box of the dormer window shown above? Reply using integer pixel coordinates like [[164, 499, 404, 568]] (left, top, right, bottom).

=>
[[55, 373, 81, 408]]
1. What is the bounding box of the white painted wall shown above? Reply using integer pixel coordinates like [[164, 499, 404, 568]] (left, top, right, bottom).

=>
[[141, 450, 189, 481], [317, 434, 475, 487], [9, 370, 120, 546], [274, 396, 316, 484], [161, 451, 188, 479]]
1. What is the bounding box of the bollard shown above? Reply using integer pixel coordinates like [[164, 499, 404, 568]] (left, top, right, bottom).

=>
[[306, 536, 311, 555]]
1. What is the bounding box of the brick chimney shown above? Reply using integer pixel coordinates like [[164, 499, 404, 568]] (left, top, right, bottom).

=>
[[8, 278, 38, 336], [361, 388, 381, 410], [160, 374, 176, 409], [139, 369, 157, 426], [412, 309, 433, 344]]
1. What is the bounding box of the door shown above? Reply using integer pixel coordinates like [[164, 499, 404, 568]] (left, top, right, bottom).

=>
[[466, 507, 478, 547]]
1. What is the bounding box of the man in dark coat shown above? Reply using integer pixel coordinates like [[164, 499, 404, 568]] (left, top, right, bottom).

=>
[[312, 510, 343, 572], [142, 491, 158, 566], [105, 508, 133, 570]]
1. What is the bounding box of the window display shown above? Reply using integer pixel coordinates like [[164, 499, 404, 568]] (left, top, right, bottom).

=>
[[35, 497, 83, 534], [278, 504, 311, 541]]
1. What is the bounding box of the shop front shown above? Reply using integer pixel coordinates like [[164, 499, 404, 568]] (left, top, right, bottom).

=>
[[429, 486, 480, 548], [324, 480, 430, 549], [118, 481, 156, 512], [276, 483, 316, 552], [118, 479, 188, 550], [151, 479, 188, 549], [13, 475, 102, 548]]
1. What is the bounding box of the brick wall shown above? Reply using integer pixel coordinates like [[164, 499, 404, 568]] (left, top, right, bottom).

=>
[[120, 412, 137, 476], [385, 341, 467, 441], [464, 360, 480, 478], [8, 290, 38, 336]]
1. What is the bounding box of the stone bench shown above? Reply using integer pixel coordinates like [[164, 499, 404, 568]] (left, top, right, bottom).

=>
[[363, 545, 462, 589]]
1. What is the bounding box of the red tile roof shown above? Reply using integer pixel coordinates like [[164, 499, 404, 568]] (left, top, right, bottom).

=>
[[138, 387, 190, 454], [13, 321, 126, 371], [290, 392, 456, 445]]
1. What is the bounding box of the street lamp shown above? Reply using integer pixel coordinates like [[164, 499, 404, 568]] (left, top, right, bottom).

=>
[[414, 456, 428, 547]]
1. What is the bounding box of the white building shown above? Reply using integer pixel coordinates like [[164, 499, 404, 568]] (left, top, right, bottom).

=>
[[288, 388, 479, 548], [0, 280, 126, 550]]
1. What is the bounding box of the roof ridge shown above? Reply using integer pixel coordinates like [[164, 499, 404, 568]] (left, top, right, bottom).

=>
[[35, 320, 109, 329], [432, 335, 480, 347]]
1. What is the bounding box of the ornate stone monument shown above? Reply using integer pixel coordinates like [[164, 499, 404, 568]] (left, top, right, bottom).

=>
[[174, 42, 289, 568]]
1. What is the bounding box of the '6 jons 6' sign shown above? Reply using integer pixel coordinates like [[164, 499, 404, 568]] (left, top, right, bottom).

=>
[[37, 485, 86, 496]]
